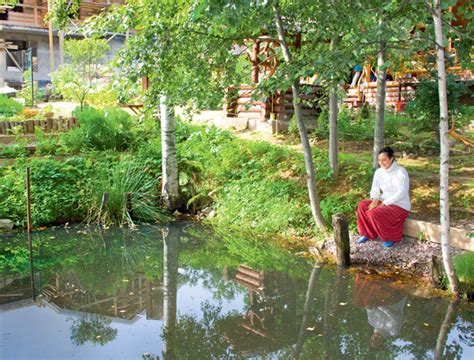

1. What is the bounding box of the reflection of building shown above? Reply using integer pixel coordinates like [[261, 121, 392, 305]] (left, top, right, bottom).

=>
[[0, 1, 125, 88], [0, 272, 164, 321], [0, 274, 33, 305], [224, 264, 298, 357]]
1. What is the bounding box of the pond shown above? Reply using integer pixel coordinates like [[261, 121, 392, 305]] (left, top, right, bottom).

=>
[[1, 222, 473, 359]]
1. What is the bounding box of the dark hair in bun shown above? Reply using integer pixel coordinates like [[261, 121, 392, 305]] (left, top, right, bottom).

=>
[[378, 146, 394, 159]]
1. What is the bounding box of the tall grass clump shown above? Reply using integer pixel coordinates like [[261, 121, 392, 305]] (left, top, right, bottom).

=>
[[86, 159, 169, 226], [454, 252, 474, 295]]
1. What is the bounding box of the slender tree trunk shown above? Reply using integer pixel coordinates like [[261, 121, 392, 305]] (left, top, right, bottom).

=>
[[432, 0, 459, 297], [434, 301, 458, 360], [160, 95, 181, 211], [162, 226, 179, 360], [328, 9, 339, 179], [329, 86, 339, 179], [274, 2, 326, 232], [373, 14, 387, 169]]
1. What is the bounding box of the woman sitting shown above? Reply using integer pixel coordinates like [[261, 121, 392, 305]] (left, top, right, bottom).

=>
[[356, 147, 410, 248]]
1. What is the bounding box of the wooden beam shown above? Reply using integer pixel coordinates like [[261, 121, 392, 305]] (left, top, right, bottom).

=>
[[403, 219, 473, 251]]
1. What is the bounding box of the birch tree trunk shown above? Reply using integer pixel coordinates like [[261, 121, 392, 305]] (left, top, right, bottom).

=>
[[329, 86, 339, 179], [432, 0, 459, 297], [274, 2, 326, 232], [160, 95, 181, 211], [373, 14, 387, 169]]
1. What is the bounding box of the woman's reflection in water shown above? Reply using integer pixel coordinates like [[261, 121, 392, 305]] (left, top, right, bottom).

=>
[[353, 273, 407, 348]]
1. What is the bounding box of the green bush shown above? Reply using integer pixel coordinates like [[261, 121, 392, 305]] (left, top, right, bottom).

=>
[[0, 157, 95, 227], [0, 95, 23, 116], [406, 76, 469, 133], [61, 106, 136, 152], [0, 125, 29, 158], [35, 128, 59, 155], [314, 107, 400, 141]]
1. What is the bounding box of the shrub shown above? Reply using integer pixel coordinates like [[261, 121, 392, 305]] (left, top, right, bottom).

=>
[[0, 157, 94, 227], [61, 106, 135, 152], [0, 95, 23, 116], [0, 125, 28, 158], [313, 107, 400, 141], [35, 128, 59, 155], [406, 76, 469, 133]]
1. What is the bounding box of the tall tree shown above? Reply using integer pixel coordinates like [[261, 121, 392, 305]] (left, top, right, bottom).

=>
[[428, 0, 459, 297], [76, 0, 238, 212], [273, 1, 326, 231]]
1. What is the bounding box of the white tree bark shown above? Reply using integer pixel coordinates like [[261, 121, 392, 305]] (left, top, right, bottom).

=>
[[432, 0, 459, 297], [160, 95, 181, 210], [373, 14, 387, 169], [274, 2, 326, 232], [329, 87, 339, 178]]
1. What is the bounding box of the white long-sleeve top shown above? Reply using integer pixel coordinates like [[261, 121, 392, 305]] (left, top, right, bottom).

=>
[[370, 161, 411, 211]]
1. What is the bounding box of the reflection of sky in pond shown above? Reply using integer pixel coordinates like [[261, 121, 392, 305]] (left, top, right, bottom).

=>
[[1, 223, 473, 359]]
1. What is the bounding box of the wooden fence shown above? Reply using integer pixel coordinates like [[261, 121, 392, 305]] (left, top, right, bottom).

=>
[[0, 117, 78, 135]]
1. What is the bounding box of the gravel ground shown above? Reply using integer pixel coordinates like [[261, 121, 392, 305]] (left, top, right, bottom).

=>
[[322, 234, 466, 279]]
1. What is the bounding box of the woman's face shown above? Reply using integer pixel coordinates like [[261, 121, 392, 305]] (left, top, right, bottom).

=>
[[378, 153, 393, 169]]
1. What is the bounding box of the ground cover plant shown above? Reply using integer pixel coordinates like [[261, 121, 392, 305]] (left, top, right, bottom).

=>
[[0, 95, 23, 117]]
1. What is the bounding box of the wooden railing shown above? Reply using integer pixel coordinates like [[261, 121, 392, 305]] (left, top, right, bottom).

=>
[[0, 1, 122, 29], [0, 117, 78, 135], [0, 3, 48, 29]]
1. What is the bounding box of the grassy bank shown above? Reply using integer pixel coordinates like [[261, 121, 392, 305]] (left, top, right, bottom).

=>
[[1, 105, 472, 234]]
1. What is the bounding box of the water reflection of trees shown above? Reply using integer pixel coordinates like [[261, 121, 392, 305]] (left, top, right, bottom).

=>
[[70, 314, 117, 346], [2, 224, 473, 358]]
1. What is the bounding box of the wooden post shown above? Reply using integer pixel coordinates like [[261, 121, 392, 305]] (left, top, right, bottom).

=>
[[47, 0, 55, 73], [26, 167, 36, 300], [34, 1, 38, 27], [431, 255, 445, 289], [251, 41, 260, 84], [332, 213, 350, 268]]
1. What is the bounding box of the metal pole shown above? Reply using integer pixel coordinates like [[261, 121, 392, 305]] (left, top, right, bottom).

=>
[[26, 167, 35, 300]]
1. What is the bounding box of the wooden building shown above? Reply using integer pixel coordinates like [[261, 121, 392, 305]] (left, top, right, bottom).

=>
[[0, 1, 124, 87], [224, 37, 324, 133]]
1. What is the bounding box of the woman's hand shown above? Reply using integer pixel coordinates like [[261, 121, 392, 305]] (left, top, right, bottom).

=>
[[368, 199, 381, 211]]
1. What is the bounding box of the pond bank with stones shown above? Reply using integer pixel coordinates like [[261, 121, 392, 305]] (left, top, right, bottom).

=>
[[321, 234, 465, 283]]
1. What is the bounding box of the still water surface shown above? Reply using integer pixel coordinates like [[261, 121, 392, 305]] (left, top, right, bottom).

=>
[[0, 222, 473, 359]]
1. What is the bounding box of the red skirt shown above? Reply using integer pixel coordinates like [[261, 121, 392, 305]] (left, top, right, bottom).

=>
[[357, 199, 409, 242]]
